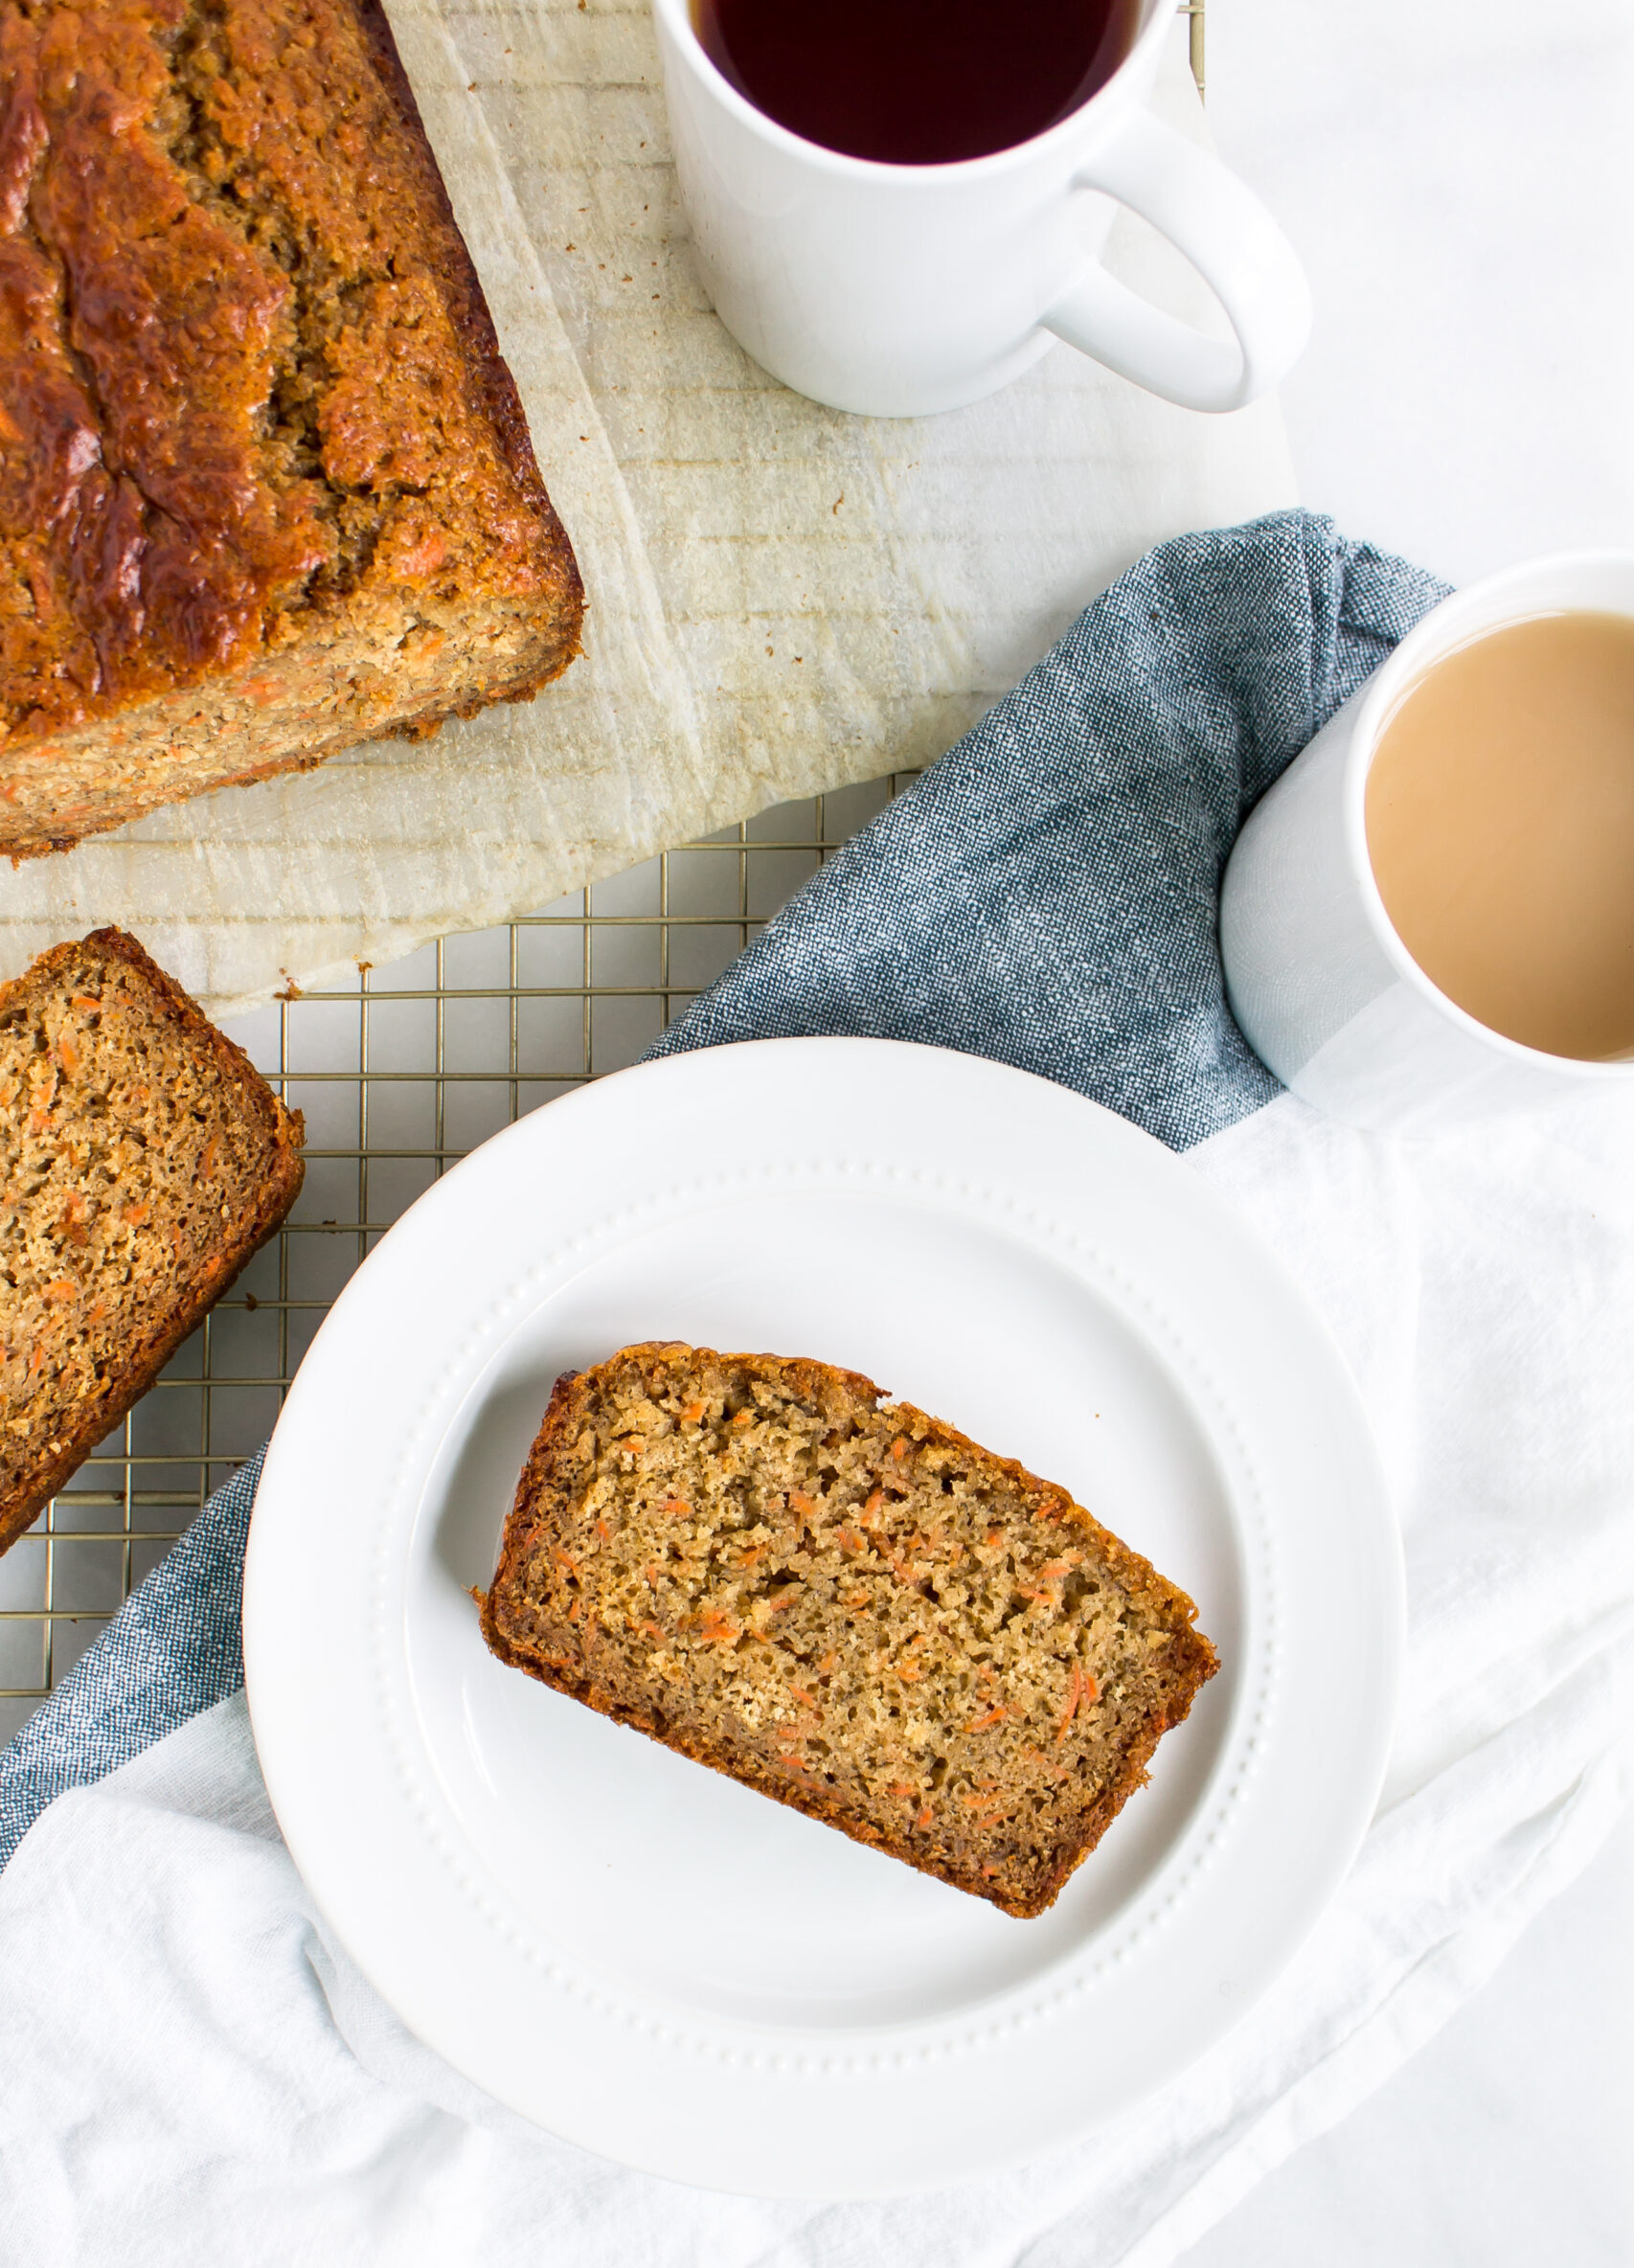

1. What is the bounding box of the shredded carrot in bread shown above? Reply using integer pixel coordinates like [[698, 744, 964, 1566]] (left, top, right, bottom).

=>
[[1055, 1666, 1083, 1742], [965, 1705, 1008, 1732]]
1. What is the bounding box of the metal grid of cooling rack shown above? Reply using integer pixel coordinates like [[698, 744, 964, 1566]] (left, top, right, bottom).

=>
[[0, 777, 918, 1738], [0, 4, 1210, 1742]]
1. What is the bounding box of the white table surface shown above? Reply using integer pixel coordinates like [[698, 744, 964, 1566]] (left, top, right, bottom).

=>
[[1184, 5, 1634, 2259]]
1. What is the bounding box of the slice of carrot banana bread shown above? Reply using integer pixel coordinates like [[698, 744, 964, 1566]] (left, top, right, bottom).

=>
[[481, 1342, 1218, 1917], [0, 928, 305, 1553]]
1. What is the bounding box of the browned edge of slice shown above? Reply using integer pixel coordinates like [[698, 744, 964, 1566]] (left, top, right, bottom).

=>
[[351, 0, 585, 683], [0, 928, 306, 1553], [480, 1346, 1219, 1918]]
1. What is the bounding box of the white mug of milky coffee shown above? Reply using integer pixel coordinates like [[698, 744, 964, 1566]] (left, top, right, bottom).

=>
[[1220, 553, 1634, 1132], [650, 0, 1310, 418]]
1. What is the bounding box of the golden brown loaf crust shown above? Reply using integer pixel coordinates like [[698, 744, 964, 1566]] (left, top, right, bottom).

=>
[[482, 1343, 1218, 1918], [0, 0, 582, 856], [0, 927, 305, 1553]]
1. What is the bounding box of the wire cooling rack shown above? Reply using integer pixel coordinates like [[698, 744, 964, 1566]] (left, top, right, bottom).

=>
[[0, 6, 1210, 1742], [0, 778, 919, 1737]]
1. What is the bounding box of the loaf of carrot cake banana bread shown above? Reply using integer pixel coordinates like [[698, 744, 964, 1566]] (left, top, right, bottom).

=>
[[0, 0, 581, 858], [481, 1343, 1218, 1917], [0, 928, 305, 1553]]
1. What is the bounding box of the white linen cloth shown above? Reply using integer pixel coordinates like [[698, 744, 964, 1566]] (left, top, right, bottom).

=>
[[2, 1083, 1629, 2266]]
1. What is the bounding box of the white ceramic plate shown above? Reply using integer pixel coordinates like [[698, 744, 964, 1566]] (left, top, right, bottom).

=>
[[243, 1038, 1402, 2197]]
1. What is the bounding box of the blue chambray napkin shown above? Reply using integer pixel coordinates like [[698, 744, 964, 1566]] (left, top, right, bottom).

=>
[[0, 508, 1445, 1871]]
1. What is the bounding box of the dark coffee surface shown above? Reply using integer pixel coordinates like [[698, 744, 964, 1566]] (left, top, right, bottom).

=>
[[693, 0, 1140, 165]]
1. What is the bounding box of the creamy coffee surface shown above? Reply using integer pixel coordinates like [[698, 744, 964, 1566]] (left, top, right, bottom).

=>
[[1365, 611, 1634, 1060]]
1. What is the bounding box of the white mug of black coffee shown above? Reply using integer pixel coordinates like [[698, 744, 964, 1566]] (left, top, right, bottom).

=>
[[1221, 555, 1634, 1131], [651, 0, 1310, 417]]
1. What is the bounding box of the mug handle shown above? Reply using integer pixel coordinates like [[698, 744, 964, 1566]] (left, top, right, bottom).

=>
[[1041, 112, 1311, 413]]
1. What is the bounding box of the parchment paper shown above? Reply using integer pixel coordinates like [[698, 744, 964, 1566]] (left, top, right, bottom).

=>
[[0, 3, 1295, 1014]]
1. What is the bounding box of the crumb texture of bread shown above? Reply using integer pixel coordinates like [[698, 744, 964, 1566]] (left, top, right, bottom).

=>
[[0, 927, 305, 1552], [482, 1343, 1219, 1918], [0, 0, 582, 856]]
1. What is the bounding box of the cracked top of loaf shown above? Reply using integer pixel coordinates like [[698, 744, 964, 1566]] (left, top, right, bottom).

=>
[[0, 0, 580, 748]]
